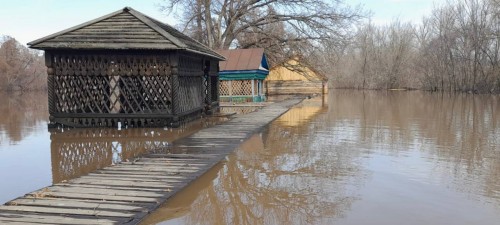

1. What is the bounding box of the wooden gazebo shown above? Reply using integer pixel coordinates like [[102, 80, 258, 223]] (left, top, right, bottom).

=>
[[28, 7, 224, 128], [217, 48, 269, 102]]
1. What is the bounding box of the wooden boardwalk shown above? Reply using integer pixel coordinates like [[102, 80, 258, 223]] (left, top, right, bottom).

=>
[[0, 98, 302, 225]]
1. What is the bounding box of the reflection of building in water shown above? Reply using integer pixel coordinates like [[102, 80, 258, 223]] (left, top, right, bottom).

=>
[[275, 95, 328, 127], [50, 117, 227, 183], [50, 128, 170, 183]]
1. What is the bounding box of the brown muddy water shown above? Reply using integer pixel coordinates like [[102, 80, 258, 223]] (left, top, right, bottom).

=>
[[1, 90, 499, 225], [140, 90, 500, 225]]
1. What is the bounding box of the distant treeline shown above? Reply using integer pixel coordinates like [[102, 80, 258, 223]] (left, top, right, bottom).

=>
[[329, 0, 500, 93], [2, 0, 499, 94], [0, 36, 46, 91]]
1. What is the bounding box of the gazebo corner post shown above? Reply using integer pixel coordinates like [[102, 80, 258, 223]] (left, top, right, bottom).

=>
[[251, 79, 255, 102], [45, 51, 57, 128], [210, 61, 219, 110], [203, 60, 213, 115], [212, 73, 219, 107], [170, 55, 181, 128]]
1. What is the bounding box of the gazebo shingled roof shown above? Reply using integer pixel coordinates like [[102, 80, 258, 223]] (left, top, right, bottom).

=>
[[28, 7, 224, 60]]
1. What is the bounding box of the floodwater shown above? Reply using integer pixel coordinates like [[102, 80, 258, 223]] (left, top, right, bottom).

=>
[[0, 92, 228, 204], [140, 90, 500, 225], [0, 91, 499, 225]]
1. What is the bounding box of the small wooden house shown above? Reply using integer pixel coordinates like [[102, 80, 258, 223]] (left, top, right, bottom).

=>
[[265, 58, 328, 95], [28, 7, 224, 128], [217, 48, 269, 102]]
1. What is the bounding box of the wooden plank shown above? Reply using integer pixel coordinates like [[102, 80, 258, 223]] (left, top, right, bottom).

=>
[[0, 206, 135, 218], [47, 186, 164, 198], [120, 161, 207, 167], [68, 178, 177, 189], [91, 21, 148, 26], [50, 38, 172, 44], [1, 221, 46, 225], [145, 153, 220, 159], [90, 168, 182, 177], [102, 18, 140, 22], [90, 169, 185, 177], [0, 211, 122, 224], [7, 198, 147, 212], [25, 191, 160, 203], [36, 42, 179, 50], [60, 34, 164, 39], [87, 25, 150, 29], [77, 28, 157, 33], [105, 164, 202, 171], [83, 174, 189, 184], [86, 172, 189, 180], [113, 164, 203, 170], [101, 166, 199, 173], [108, 14, 135, 18], [54, 183, 171, 193], [135, 157, 204, 162], [69, 31, 159, 36]]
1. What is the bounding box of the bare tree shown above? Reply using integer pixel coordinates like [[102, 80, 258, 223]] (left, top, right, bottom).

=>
[[160, 0, 362, 65], [332, 0, 500, 93], [0, 36, 46, 92], [416, 0, 500, 93]]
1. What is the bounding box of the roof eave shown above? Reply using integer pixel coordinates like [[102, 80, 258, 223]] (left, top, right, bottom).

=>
[[185, 48, 226, 61], [28, 45, 184, 51]]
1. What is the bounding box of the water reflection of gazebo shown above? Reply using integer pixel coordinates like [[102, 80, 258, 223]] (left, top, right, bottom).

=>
[[50, 128, 171, 183], [49, 112, 228, 183]]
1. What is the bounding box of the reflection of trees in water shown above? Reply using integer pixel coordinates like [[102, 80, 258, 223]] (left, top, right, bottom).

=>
[[142, 92, 498, 225], [174, 98, 367, 225], [328, 90, 500, 201], [0, 92, 48, 143], [50, 117, 227, 184]]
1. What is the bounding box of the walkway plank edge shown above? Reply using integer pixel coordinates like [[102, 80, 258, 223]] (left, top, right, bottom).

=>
[[0, 98, 303, 225]]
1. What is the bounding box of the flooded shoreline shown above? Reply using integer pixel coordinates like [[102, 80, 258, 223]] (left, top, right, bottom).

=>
[[1, 90, 499, 225]]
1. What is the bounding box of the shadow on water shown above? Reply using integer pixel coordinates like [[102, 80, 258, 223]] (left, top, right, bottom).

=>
[[141, 90, 500, 225]]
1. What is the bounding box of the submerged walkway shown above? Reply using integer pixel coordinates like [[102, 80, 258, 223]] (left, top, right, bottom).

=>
[[0, 98, 302, 225]]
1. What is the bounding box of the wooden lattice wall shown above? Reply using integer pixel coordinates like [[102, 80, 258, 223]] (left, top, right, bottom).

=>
[[177, 54, 204, 114], [46, 51, 220, 128], [219, 79, 263, 102]]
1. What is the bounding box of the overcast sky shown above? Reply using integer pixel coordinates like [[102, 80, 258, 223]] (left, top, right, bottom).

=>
[[0, 0, 445, 46]]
